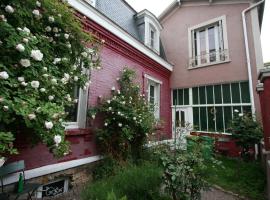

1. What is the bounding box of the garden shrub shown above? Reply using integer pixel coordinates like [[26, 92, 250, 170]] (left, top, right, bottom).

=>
[[90, 68, 155, 161], [82, 162, 166, 200], [0, 0, 100, 156]]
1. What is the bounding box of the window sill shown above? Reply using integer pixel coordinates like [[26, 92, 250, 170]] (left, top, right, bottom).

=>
[[188, 59, 231, 70], [65, 128, 92, 136]]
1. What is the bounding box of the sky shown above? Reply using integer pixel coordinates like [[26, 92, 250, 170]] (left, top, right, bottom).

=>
[[126, 0, 270, 63]]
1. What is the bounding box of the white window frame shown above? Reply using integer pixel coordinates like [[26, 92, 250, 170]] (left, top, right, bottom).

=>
[[65, 69, 89, 130], [84, 0, 96, 7], [145, 74, 161, 119], [188, 15, 230, 69], [145, 18, 160, 54]]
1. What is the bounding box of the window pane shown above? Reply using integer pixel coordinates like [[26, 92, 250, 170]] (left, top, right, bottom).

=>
[[222, 84, 231, 103], [193, 87, 199, 104], [178, 89, 183, 105], [150, 85, 155, 105], [216, 106, 224, 132], [173, 89, 178, 105], [207, 107, 215, 132], [231, 83, 240, 103], [224, 106, 232, 131], [241, 82, 251, 103], [200, 107, 207, 131], [176, 111, 180, 127], [193, 107, 200, 131], [206, 85, 214, 104], [208, 27, 216, 62], [66, 86, 79, 122], [184, 88, 189, 105], [194, 31, 198, 66], [199, 30, 207, 64], [199, 86, 206, 104], [214, 85, 222, 104], [242, 106, 252, 115], [181, 111, 185, 127]]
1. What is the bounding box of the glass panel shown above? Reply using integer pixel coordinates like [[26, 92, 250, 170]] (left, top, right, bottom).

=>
[[193, 87, 199, 104], [199, 30, 207, 64], [214, 85, 222, 104], [149, 85, 155, 105], [216, 107, 224, 132], [200, 107, 207, 131], [184, 88, 189, 105], [178, 89, 183, 105], [207, 107, 215, 132], [199, 86, 206, 104], [222, 84, 231, 103], [208, 26, 216, 62], [150, 30, 155, 48], [175, 111, 180, 127], [180, 111, 185, 127], [240, 82, 251, 103], [193, 107, 200, 131], [66, 86, 79, 122], [242, 106, 252, 115], [231, 83, 240, 103], [173, 89, 178, 105], [224, 106, 232, 131], [194, 32, 198, 66], [206, 85, 214, 104]]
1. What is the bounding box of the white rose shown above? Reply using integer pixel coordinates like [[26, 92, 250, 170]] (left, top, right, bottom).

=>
[[22, 38, 29, 43], [48, 95, 54, 101], [40, 88, 46, 92], [45, 121, 53, 129], [3, 106, 9, 111], [81, 52, 88, 58], [0, 15, 6, 22], [64, 33, 69, 39], [108, 107, 112, 111], [48, 16, 55, 22], [53, 58, 61, 64], [92, 114, 96, 119], [36, 1, 41, 7], [32, 9, 40, 17], [61, 78, 68, 84], [42, 74, 49, 78], [118, 123, 122, 127], [0, 71, 9, 79], [20, 59, 31, 67], [31, 80, 40, 89], [31, 50, 43, 61], [0, 97, 3, 102], [51, 78, 57, 84], [239, 113, 244, 117], [111, 86, 115, 91], [64, 73, 70, 80], [85, 82, 90, 87], [18, 77, 25, 82], [54, 135, 62, 146], [16, 44, 25, 52], [234, 109, 239, 113], [5, 5, 14, 13], [117, 90, 121, 94], [52, 27, 58, 33], [23, 27, 31, 35], [73, 99, 78, 103], [45, 26, 52, 32], [21, 82, 28, 87], [107, 100, 111, 104], [28, 114, 36, 120], [66, 43, 71, 48], [133, 117, 136, 120], [74, 76, 78, 82], [43, 67, 47, 71], [67, 97, 72, 102], [104, 122, 108, 126]]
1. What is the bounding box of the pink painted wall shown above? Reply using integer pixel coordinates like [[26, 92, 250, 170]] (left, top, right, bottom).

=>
[[161, 2, 261, 116]]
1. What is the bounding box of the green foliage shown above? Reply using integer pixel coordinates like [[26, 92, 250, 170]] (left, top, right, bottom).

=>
[[206, 156, 266, 200], [82, 162, 165, 200], [0, 132, 17, 156], [0, 0, 100, 156], [229, 112, 262, 159], [106, 191, 127, 200], [91, 68, 155, 161]]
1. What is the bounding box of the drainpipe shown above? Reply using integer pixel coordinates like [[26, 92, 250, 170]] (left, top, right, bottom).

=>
[[242, 0, 264, 115]]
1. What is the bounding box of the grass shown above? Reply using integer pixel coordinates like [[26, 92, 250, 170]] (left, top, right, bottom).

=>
[[206, 156, 266, 200]]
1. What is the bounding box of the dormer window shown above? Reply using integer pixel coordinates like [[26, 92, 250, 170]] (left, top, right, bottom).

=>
[[150, 26, 156, 49]]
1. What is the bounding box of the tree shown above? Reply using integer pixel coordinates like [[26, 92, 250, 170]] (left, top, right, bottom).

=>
[[0, 0, 100, 157]]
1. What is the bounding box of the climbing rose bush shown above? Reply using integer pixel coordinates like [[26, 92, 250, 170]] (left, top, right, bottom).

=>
[[0, 0, 101, 157]]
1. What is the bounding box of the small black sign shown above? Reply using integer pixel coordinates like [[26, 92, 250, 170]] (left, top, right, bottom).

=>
[[42, 180, 66, 197]]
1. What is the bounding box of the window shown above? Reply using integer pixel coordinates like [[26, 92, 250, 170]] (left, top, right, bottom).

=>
[[150, 29, 155, 49], [65, 70, 89, 130], [145, 74, 161, 119], [173, 81, 252, 133], [189, 16, 229, 68]]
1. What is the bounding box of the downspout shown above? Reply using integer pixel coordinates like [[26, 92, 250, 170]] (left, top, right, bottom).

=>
[[242, 0, 264, 115]]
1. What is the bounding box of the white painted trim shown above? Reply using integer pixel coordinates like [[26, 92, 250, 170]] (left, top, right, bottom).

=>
[[1, 156, 102, 186], [136, 10, 163, 30], [67, 0, 173, 71], [144, 74, 163, 84]]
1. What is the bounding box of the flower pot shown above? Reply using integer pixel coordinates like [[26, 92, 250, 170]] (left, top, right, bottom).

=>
[[0, 157, 6, 167]]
